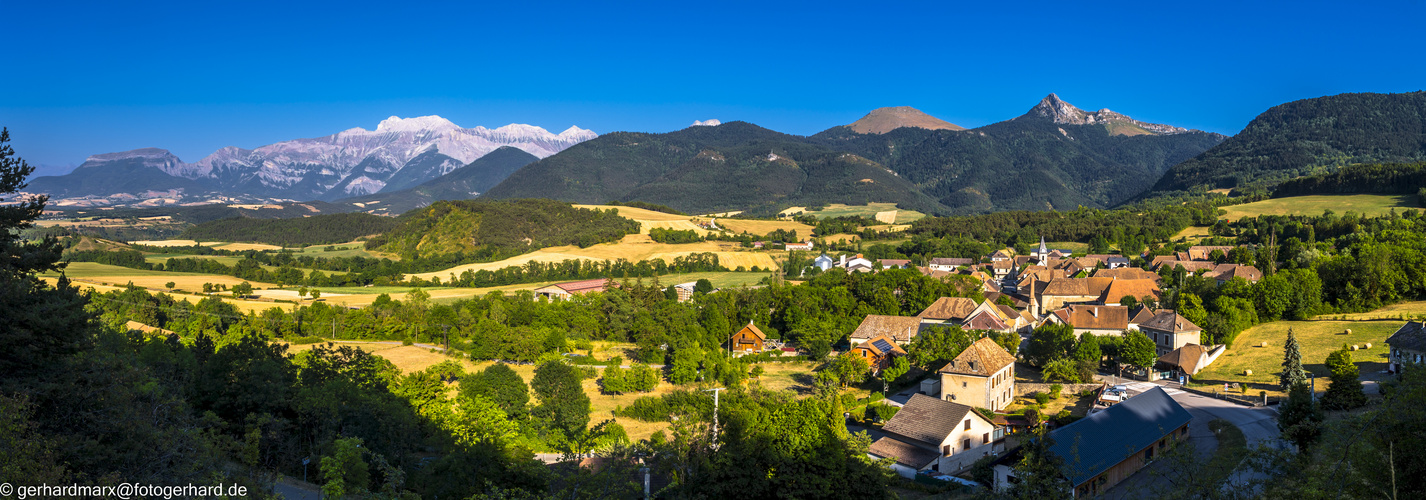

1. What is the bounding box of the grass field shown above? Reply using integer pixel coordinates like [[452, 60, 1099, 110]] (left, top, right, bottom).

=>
[[708, 218, 814, 237], [1219, 194, 1420, 221], [48, 262, 278, 290], [408, 235, 779, 280], [781, 203, 927, 224], [1316, 301, 1426, 321], [1172, 226, 1214, 243], [1192, 319, 1398, 397], [1047, 242, 1089, 254], [48, 277, 286, 314]]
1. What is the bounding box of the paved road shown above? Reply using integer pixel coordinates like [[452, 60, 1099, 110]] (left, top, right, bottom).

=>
[[274, 476, 321, 500]]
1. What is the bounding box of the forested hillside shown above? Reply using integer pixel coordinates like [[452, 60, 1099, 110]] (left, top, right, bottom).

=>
[[1272, 161, 1426, 200], [482, 122, 951, 215], [367, 198, 641, 259], [811, 104, 1223, 213], [1150, 91, 1426, 193], [180, 212, 400, 246]]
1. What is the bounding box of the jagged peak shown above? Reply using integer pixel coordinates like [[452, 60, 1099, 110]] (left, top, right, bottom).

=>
[[375, 115, 459, 133], [1025, 93, 1190, 135], [691, 119, 722, 127]]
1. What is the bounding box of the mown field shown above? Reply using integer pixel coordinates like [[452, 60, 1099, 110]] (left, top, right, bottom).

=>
[[1317, 301, 1426, 321], [1219, 194, 1420, 221], [1172, 226, 1214, 243], [780, 203, 927, 224], [1192, 319, 1399, 397], [408, 235, 779, 281]]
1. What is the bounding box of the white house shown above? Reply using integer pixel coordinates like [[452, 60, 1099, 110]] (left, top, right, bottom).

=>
[[868, 394, 1004, 478]]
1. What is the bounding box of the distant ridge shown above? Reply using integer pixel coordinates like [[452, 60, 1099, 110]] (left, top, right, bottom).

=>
[[1021, 93, 1191, 136], [847, 106, 964, 134]]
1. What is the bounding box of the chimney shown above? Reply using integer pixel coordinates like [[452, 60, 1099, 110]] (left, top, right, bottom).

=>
[[1091, 308, 1098, 318]]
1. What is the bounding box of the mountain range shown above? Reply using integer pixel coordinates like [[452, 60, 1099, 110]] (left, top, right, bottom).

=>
[[483, 95, 1225, 214], [25, 116, 596, 203]]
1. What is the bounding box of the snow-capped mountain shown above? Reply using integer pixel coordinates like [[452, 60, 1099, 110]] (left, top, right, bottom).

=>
[[26, 116, 596, 203]]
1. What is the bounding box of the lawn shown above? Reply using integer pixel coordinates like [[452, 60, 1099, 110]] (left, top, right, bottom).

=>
[[1192, 320, 1398, 398], [786, 203, 927, 224], [1219, 194, 1419, 221]]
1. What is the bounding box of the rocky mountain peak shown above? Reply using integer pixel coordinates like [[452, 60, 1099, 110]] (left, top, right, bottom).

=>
[[1025, 93, 1190, 135], [79, 148, 184, 169], [847, 106, 965, 134]]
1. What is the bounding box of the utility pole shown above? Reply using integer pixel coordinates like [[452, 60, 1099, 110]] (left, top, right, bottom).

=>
[[704, 387, 724, 444]]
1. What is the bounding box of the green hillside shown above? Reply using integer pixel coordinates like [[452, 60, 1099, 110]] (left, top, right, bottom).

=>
[[1150, 91, 1426, 193], [367, 198, 641, 259], [480, 122, 951, 215], [340, 146, 539, 215]]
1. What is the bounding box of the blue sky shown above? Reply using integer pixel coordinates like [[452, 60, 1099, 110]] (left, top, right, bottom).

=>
[[3, 0, 1423, 175]]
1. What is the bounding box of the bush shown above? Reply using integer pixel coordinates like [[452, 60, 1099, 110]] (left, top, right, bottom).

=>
[[288, 336, 326, 345], [870, 402, 899, 422], [1049, 383, 1063, 399], [1033, 392, 1051, 406]]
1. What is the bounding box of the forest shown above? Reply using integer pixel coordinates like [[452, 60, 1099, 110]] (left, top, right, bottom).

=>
[[180, 212, 401, 247], [367, 198, 642, 260], [1272, 161, 1426, 198]]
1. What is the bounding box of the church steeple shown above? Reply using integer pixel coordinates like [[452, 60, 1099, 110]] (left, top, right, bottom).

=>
[[1038, 236, 1048, 255]]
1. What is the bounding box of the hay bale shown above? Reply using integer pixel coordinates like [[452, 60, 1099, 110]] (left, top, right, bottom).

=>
[[1244, 369, 1253, 376], [1346, 329, 1353, 335], [1260, 341, 1269, 347], [1365, 342, 1372, 349], [1350, 345, 1359, 351]]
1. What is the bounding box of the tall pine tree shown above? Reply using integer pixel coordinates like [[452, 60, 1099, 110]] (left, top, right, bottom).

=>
[[1280, 327, 1308, 390]]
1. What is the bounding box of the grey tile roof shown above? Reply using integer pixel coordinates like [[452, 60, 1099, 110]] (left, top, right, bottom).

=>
[[882, 394, 974, 447], [1048, 386, 1192, 486], [1139, 310, 1202, 334], [1387, 321, 1426, 353], [868, 436, 941, 468]]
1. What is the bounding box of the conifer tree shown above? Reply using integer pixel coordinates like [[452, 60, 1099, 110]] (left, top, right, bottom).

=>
[[1280, 328, 1308, 390]]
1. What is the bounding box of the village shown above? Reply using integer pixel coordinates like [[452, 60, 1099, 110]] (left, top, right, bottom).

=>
[[520, 234, 1423, 497]]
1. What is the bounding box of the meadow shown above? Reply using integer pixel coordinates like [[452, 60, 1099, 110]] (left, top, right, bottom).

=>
[[1191, 319, 1399, 397], [408, 234, 779, 281], [780, 203, 927, 224], [1218, 194, 1419, 221]]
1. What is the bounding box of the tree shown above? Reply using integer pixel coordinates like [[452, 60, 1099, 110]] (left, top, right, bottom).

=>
[[1321, 345, 1367, 410], [670, 347, 701, 384], [460, 363, 529, 420], [298, 286, 309, 299], [1072, 333, 1102, 382], [601, 364, 629, 394], [1025, 323, 1076, 367], [165, 281, 176, 291], [531, 360, 592, 435], [1042, 358, 1081, 383], [1119, 295, 1138, 309], [882, 356, 910, 391], [232, 281, 254, 297], [1119, 331, 1157, 376], [828, 352, 870, 387], [1280, 328, 1308, 390], [321, 436, 369, 498], [693, 279, 713, 294], [1009, 425, 1071, 499], [309, 289, 321, 300], [628, 363, 660, 392], [448, 394, 519, 446], [1277, 383, 1324, 452]]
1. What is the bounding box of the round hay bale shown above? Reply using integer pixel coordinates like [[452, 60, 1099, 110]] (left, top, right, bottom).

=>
[[1260, 341, 1269, 347], [1365, 342, 1372, 349], [1350, 345, 1359, 351], [1346, 329, 1353, 335], [1244, 369, 1253, 376]]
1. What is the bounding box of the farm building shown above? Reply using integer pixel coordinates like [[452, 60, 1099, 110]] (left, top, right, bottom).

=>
[[533, 279, 612, 301]]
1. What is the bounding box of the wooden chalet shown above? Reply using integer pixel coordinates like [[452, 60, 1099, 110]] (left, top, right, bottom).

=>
[[729, 321, 767, 353]]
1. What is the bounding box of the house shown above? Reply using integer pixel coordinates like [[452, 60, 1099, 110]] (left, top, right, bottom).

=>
[[533, 279, 611, 301], [673, 282, 698, 302], [987, 249, 1014, 262], [868, 394, 1003, 478], [1036, 277, 1115, 312], [1386, 321, 1426, 374], [751, 241, 767, 249], [813, 254, 835, 271], [1087, 254, 1130, 269], [1153, 260, 1216, 274], [1188, 245, 1235, 261], [836, 253, 873, 270], [929, 257, 973, 272], [1156, 343, 1224, 380], [785, 241, 815, 251], [990, 260, 1015, 279], [728, 321, 767, 353], [1099, 279, 1162, 306], [879, 259, 912, 269], [1127, 305, 1156, 330], [1138, 310, 1203, 356], [850, 315, 923, 345], [994, 387, 1192, 497], [1091, 267, 1160, 281], [938, 338, 1017, 411], [851, 334, 908, 373], [1044, 305, 1131, 337], [1206, 263, 1263, 284], [917, 297, 979, 324]]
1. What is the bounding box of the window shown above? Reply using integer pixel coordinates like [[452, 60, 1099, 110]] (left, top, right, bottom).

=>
[[965, 419, 972, 430], [1158, 439, 1166, 450], [962, 381, 967, 388], [942, 445, 951, 456], [1145, 447, 1154, 460], [983, 433, 990, 444], [963, 438, 971, 450]]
